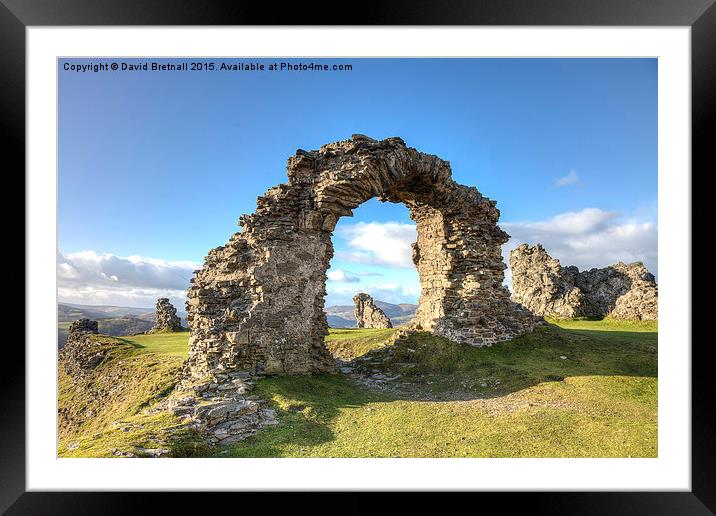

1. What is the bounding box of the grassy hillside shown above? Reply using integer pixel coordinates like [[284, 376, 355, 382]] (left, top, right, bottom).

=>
[[58, 334, 191, 458], [58, 320, 657, 458]]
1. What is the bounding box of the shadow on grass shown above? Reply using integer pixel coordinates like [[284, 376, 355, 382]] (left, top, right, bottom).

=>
[[218, 323, 657, 456], [343, 324, 656, 397], [221, 374, 386, 457], [114, 336, 147, 351]]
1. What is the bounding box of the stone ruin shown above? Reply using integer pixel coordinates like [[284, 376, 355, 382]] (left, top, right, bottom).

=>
[[69, 318, 99, 335], [509, 243, 658, 320], [59, 319, 105, 377], [152, 297, 183, 332], [180, 135, 540, 387], [353, 293, 392, 329]]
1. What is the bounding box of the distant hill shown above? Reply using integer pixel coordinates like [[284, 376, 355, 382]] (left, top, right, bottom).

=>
[[57, 300, 416, 337], [325, 300, 417, 328], [58, 302, 156, 320], [58, 316, 154, 347], [58, 303, 112, 322], [98, 317, 154, 336], [58, 302, 188, 324], [326, 314, 356, 328]]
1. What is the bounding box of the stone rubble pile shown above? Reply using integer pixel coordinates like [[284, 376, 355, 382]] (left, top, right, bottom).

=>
[[152, 297, 183, 332], [509, 243, 658, 320], [338, 327, 414, 389], [353, 293, 392, 328], [164, 372, 278, 446]]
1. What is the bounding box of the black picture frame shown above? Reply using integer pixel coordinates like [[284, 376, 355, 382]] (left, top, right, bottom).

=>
[[4, 0, 711, 513]]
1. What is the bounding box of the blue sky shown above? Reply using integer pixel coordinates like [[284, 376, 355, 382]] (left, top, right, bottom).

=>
[[58, 58, 657, 308]]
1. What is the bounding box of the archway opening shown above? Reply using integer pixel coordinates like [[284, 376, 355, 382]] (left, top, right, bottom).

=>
[[325, 197, 420, 328]]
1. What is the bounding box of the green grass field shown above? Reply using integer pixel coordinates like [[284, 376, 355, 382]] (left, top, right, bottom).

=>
[[324, 327, 398, 360], [121, 331, 191, 357], [58, 320, 657, 458]]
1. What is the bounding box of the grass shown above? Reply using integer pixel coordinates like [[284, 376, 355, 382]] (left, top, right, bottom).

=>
[[324, 327, 398, 360], [121, 331, 191, 357], [546, 317, 658, 332], [58, 320, 657, 458], [223, 374, 655, 458]]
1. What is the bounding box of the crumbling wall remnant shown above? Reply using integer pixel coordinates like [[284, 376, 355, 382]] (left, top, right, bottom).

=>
[[353, 293, 392, 328], [152, 298, 183, 332], [509, 243, 658, 320], [59, 319, 106, 377], [69, 318, 99, 335]]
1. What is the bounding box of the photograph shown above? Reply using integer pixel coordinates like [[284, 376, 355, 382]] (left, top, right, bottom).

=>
[[4, 0, 710, 508], [56, 57, 659, 459]]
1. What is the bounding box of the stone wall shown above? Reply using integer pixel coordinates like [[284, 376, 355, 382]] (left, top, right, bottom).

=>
[[152, 298, 183, 332], [509, 243, 658, 320], [353, 293, 392, 328], [182, 135, 540, 385]]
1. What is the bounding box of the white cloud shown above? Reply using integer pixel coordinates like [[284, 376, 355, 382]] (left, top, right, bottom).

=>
[[555, 169, 579, 186], [335, 221, 416, 268], [326, 268, 360, 283], [507, 207, 620, 236], [57, 250, 199, 308], [501, 207, 658, 291], [57, 285, 189, 310]]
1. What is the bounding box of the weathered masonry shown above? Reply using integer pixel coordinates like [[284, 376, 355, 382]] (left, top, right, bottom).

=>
[[510, 243, 658, 320], [182, 135, 539, 381]]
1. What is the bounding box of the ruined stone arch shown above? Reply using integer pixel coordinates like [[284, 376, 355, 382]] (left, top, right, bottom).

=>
[[182, 135, 538, 381]]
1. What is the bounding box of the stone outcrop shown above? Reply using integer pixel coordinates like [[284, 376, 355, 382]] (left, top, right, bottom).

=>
[[509, 244, 658, 320], [182, 135, 540, 387], [353, 293, 393, 328], [59, 319, 106, 376], [152, 297, 183, 332], [69, 318, 99, 335]]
